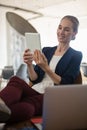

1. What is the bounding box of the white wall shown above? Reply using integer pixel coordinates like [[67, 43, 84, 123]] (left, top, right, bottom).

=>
[[0, 8, 7, 68], [0, 7, 14, 69]]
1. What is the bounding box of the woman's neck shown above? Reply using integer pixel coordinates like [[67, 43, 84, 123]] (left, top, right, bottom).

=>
[[55, 43, 69, 56]]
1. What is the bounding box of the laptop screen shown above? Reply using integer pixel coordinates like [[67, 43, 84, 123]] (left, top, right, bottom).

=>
[[42, 85, 87, 130]]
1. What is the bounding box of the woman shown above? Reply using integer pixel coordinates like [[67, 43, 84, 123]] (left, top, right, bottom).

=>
[[0, 15, 82, 123]]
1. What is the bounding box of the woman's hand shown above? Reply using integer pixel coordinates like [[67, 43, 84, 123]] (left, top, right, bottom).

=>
[[33, 50, 61, 84], [23, 49, 33, 65], [33, 50, 49, 71], [23, 49, 38, 80]]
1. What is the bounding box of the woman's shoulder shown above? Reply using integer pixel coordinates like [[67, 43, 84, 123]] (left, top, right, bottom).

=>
[[70, 47, 82, 55], [69, 47, 83, 59]]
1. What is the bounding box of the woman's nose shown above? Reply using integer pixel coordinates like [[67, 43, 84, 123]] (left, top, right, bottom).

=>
[[60, 29, 65, 34]]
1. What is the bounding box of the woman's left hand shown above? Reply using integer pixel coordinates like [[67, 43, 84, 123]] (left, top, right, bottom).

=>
[[33, 50, 49, 71]]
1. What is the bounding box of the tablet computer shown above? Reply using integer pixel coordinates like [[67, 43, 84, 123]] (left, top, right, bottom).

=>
[[25, 32, 42, 52]]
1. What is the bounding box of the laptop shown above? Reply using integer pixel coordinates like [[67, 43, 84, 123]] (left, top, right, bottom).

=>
[[42, 84, 87, 130], [25, 32, 42, 52]]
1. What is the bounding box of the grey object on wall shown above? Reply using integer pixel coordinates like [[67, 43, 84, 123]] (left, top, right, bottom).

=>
[[6, 12, 37, 36]]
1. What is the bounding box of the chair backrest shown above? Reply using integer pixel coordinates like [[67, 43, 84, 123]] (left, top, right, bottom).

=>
[[74, 71, 82, 84], [2, 66, 14, 79], [16, 64, 29, 83]]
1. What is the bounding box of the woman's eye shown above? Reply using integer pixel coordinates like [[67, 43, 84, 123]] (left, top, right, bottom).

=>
[[64, 28, 70, 32], [65, 29, 70, 32], [58, 27, 62, 30]]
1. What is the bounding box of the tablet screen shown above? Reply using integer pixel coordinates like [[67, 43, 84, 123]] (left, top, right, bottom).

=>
[[25, 33, 41, 52]]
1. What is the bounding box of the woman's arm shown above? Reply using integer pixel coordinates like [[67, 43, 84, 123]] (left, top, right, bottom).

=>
[[44, 65, 61, 84], [23, 49, 38, 81], [33, 50, 61, 84]]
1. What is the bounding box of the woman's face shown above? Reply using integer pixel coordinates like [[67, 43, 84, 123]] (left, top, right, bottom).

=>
[[57, 18, 76, 44]]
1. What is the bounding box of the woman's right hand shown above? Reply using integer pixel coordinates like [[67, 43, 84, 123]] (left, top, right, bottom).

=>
[[23, 49, 38, 81], [23, 49, 33, 65]]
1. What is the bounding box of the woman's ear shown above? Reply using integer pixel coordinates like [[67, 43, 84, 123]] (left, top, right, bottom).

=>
[[72, 35, 75, 40], [72, 32, 77, 40]]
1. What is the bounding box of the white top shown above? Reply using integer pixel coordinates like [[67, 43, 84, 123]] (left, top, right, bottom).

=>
[[32, 55, 62, 93]]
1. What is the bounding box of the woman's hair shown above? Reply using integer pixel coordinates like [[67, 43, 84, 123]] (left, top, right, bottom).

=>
[[61, 15, 79, 33]]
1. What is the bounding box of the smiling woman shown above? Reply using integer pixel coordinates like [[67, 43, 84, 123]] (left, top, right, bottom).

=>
[[0, 15, 82, 123], [0, 0, 87, 67]]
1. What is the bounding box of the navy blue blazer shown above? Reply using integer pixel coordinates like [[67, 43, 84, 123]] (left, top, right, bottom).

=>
[[29, 46, 82, 85]]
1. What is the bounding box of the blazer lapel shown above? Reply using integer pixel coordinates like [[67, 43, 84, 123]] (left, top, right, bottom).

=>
[[55, 47, 74, 75]]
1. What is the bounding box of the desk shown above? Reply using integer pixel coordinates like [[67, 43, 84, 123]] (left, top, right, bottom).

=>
[[0, 119, 39, 130]]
